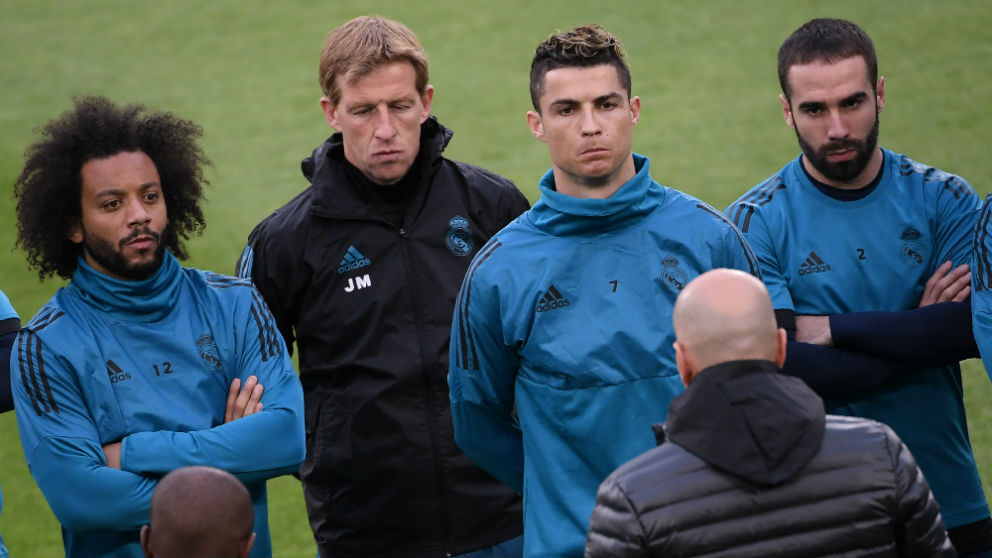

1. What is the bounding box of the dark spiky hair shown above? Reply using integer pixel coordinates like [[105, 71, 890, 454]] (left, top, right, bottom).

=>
[[529, 24, 631, 112]]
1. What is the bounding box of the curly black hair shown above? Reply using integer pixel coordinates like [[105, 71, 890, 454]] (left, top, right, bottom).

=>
[[14, 95, 209, 280]]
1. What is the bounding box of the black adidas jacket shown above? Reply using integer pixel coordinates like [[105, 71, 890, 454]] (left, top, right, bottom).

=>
[[239, 117, 528, 557], [585, 359, 954, 558]]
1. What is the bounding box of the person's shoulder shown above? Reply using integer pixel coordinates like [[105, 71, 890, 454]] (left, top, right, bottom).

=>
[[822, 414, 899, 450], [460, 219, 540, 284], [180, 268, 271, 322], [21, 302, 69, 334], [887, 149, 977, 198], [19, 293, 87, 352], [723, 165, 803, 234], [657, 188, 744, 234], [249, 186, 317, 243], [442, 158, 527, 202], [730, 167, 799, 209], [605, 440, 701, 495], [823, 414, 914, 468], [185, 268, 255, 297], [0, 295, 16, 322]]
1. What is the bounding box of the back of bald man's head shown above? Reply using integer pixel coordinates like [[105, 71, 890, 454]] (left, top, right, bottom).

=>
[[142, 466, 255, 558], [672, 269, 780, 375]]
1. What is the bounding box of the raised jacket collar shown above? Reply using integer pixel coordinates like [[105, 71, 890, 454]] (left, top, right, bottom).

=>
[[68, 250, 183, 323], [527, 153, 665, 236]]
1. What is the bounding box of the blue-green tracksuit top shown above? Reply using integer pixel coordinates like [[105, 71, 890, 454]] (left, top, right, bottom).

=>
[[972, 195, 992, 391], [0, 289, 15, 558], [727, 148, 988, 529], [10, 252, 305, 558], [449, 154, 760, 557]]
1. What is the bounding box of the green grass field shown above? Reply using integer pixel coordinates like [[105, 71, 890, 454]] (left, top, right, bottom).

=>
[[1, 1, 991, 555]]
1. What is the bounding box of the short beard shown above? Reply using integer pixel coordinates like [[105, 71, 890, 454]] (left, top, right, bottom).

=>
[[796, 114, 880, 183], [82, 226, 166, 280]]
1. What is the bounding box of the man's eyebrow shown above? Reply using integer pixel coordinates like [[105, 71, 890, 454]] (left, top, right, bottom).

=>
[[548, 91, 623, 109], [345, 95, 418, 110], [843, 91, 869, 104], [797, 100, 826, 111], [93, 181, 160, 197], [548, 97, 578, 109], [594, 92, 623, 104], [797, 91, 869, 111]]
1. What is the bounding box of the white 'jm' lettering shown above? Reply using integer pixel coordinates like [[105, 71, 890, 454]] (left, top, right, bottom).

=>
[[344, 274, 372, 292]]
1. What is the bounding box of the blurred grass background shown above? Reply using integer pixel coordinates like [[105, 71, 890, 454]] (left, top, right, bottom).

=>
[[1, 1, 990, 555]]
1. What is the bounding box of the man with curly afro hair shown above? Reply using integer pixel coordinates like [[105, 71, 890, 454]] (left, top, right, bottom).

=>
[[10, 96, 306, 558]]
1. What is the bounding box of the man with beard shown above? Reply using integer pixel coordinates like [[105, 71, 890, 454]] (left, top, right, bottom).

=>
[[727, 18, 991, 555], [11, 96, 305, 558]]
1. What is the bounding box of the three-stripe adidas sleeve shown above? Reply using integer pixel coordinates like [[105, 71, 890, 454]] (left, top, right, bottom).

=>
[[12, 328, 157, 532], [726, 201, 795, 312], [119, 285, 305, 483], [448, 243, 524, 493], [971, 195, 992, 375], [934, 173, 981, 268], [236, 220, 306, 357]]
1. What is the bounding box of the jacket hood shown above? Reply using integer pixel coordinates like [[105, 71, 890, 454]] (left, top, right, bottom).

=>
[[655, 359, 825, 486]]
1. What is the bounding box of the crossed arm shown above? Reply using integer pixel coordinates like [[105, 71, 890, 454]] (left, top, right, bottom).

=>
[[14, 309, 304, 532], [102, 376, 266, 468], [781, 262, 978, 397], [796, 261, 971, 348]]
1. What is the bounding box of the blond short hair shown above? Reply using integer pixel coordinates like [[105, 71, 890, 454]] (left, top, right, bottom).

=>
[[319, 15, 430, 105]]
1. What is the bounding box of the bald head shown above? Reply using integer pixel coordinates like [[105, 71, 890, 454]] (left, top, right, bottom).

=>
[[141, 466, 255, 558], [672, 269, 784, 383]]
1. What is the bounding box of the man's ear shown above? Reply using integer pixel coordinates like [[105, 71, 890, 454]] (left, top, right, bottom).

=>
[[875, 75, 885, 114], [67, 219, 83, 244], [320, 96, 339, 130], [774, 328, 787, 368], [140, 525, 153, 558], [674, 341, 694, 386], [780, 94, 795, 129], [526, 111, 545, 142], [419, 85, 435, 123], [239, 532, 256, 558]]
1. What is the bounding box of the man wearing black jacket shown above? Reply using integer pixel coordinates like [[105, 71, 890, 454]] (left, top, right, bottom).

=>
[[237, 16, 528, 558], [585, 269, 954, 558]]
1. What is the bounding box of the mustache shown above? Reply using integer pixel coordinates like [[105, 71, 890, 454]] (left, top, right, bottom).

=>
[[119, 227, 160, 248], [821, 138, 863, 153]]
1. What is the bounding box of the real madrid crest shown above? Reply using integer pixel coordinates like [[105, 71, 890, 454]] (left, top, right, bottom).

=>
[[660, 255, 688, 293], [900, 228, 925, 266], [446, 215, 474, 257], [196, 333, 223, 372]]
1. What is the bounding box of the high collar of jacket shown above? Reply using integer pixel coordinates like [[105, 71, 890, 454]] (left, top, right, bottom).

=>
[[654, 359, 825, 486], [302, 115, 452, 220], [528, 153, 666, 236], [67, 250, 183, 323]]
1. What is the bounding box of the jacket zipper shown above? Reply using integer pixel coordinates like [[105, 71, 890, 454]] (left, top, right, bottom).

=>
[[398, 226, 454, 555]]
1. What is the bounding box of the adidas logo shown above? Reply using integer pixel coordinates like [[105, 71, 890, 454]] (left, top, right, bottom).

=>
[[536, 285, 571, 312], [338, 245, 371, 274], [106, 360, 132, 384], [798, 251, 832, 276]]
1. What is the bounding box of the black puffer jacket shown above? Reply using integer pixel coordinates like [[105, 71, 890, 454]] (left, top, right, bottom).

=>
[[240, 118, 527, 557], [585, 359, 955, 558]]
